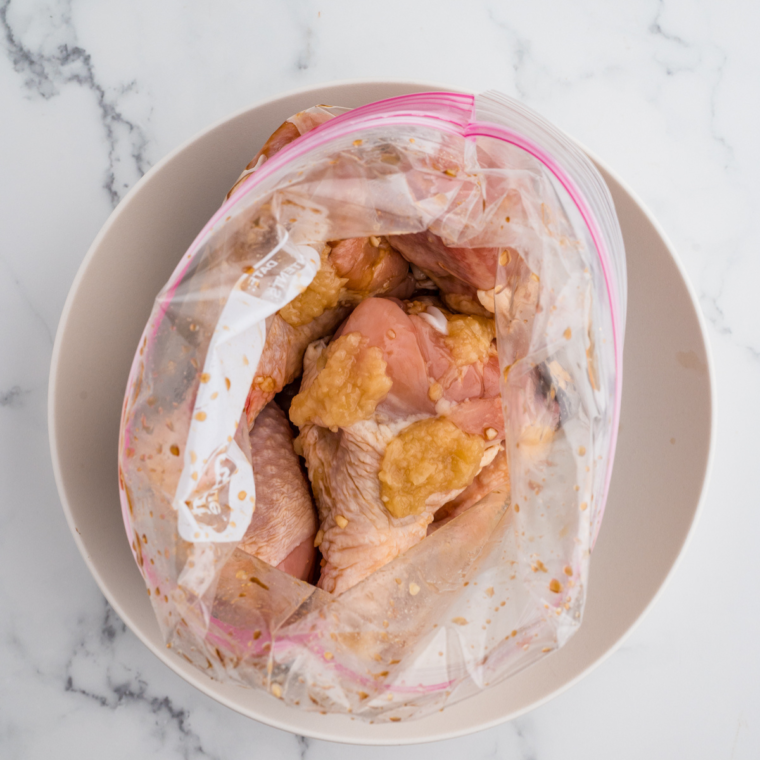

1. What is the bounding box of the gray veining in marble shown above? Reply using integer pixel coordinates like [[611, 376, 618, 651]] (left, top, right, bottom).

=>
[[1, 0, 758, 757]]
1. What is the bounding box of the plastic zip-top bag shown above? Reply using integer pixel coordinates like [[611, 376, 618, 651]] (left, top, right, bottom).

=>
[[118, 91, 626, 722]]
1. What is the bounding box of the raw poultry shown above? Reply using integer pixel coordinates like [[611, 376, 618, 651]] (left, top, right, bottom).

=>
[[226, 112, 552, 594], [290, 296, 509, 594]]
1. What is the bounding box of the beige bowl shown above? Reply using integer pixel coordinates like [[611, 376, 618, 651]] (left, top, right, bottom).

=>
[[48, 80, 714, 744]]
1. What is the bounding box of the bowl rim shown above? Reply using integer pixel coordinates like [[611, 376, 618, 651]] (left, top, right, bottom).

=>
[[48, 77, 717, 744]]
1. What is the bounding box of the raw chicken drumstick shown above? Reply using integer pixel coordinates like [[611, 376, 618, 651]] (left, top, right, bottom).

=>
[[244, 236, 415, 428], [388, 232, 499, 317], [290, 297, 507, 594], [238, 401, 317, 581], [388, 231, 540, 365], [224, 107, 416, 430], [226, 105, 339, 200], [229, 113, 419, 581]]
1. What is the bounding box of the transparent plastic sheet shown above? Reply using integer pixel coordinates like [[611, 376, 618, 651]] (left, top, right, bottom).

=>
[[118, 92, 625, 721]]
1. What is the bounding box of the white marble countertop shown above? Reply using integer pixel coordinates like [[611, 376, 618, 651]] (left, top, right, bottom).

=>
[[1, 0, 757, 757]]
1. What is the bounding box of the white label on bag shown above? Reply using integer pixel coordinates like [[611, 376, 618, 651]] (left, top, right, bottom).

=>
[[174, 235, 320, 542]]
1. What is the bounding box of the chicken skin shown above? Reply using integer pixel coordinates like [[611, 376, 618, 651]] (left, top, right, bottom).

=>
[[291, 297, 506, 594], [244, 237, 414, 427], [238, 401, 317, 581]]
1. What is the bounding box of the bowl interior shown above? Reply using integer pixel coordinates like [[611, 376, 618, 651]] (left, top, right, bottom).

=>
[[49, 81, 713, 744]]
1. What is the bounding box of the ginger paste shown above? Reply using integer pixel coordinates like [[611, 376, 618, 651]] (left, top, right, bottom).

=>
[[444, 314, 496, 366], [378, 417, 485, 518], [290, 332, 392, 429], [279, 245, 347, 327]]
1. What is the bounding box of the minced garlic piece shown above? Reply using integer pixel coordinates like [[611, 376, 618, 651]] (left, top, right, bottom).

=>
[[428, 382, 443, 401], [407, 298, 446, 316], [290, 332, 392, 429], [441, 292, 486, 315], [254, 375, 276, 392], [476, 288, 495, 313], [278, 245, 347, 327], [444, 314, 496, 366], [378, 417, 484, 518]]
